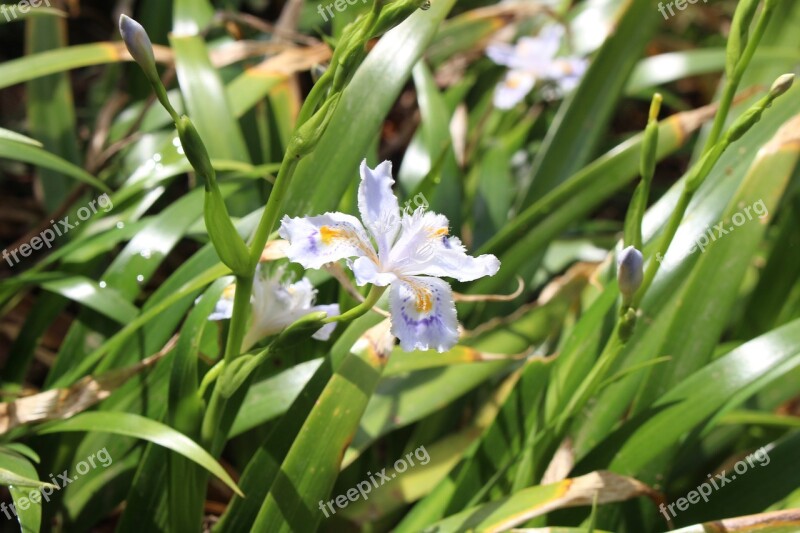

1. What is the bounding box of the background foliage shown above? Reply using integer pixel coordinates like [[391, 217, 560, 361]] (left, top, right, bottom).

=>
[[0, 0, 799, 531]]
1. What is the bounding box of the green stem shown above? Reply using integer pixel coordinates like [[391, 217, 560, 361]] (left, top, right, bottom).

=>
[[248, 154, 300, 266], [555, 322, 627, 435], [200, 273, 252, 449], [296, 69, 333, 126], [632, 188, 692, 309], [201, 385, 227, 452], [198, 360, 224, 398], [702, 1, 774, 152], [324, 285, 387, 324], [223, 275, 253, 364], [702, 76, 739, 153]]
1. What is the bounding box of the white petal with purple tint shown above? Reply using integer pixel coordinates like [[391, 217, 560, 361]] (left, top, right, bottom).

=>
[[279, 212, 375, 270], [389, 276, 458, 353]]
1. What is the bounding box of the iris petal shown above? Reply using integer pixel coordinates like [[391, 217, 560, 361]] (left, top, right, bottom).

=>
[[389, 276, 458, 353], [493, 70, 536, 109], [208, 283, 236, 321], [311, 304, 340, 340], [358, 159, 401, 258], [279, 212, 375, 270], [351, 256, 398, 287], [387, 210, 500, 282]]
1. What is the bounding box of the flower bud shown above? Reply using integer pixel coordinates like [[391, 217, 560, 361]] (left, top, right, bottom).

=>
[[769, 73, 795, 100], [617, 246, 643, 301], [371, 0, 428, 38], [289, 93, 341, 156], [726, 73, 794, 145], [725, 0, 759, 74], [119, 15, 179, 120], [119, 15, 159, 83], [176, 116, 215, 183]]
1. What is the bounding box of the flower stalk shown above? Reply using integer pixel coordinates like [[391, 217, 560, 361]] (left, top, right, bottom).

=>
[[702, 0, 777, 151], [119, 0, 433, 452], [633, 72, 793, 309], [551, 71, 792, 435], [322, 285, 387, 325]]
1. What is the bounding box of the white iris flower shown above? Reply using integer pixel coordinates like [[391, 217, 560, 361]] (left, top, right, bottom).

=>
[[279, 160, 500, 352], [209, 265, 339, 350], [487, 25, 588, 109]]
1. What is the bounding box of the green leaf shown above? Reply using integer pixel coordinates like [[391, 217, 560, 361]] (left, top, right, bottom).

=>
[[0, 42, 130, 90], [395, 358, 552, 531], [116, 279, 229, 533], [230, 358, 324, 438], [40, 276, 139, 324], [34, 412, 243, 497], [215, 313, 384, 532], [0, 139, 108, 192], [577, 317, 800, 477], [518, 0, 660, 207], [0, 128, 42, 146], [0, 449, 47, 532], [282, 0, 458, 217], [0, 5, 66, 24], [251, 321, 390, 532], [423, 471, 654, 533]]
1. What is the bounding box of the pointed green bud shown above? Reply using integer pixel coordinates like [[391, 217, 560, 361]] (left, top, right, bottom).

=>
[[119, 15, 179, 121], [218, 346, 274, 398], [617, 246, 643, 302], [685, 146, 722, 193], [289, 93, 341, 156], [624, 94, 661, 251], [204, 188, 251, 276], [726, 73, 793, 145], [272, 311, 329, 350], [218, 353, 259, 398], [371, 0, 428, 38], [176, 116, 216, 184], [173, 117, 251, 275], [725, 0, 760, 78], [640, 93, 662, 186]]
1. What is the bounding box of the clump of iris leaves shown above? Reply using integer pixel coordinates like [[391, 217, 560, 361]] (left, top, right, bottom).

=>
[[0, 0, 799, 532]]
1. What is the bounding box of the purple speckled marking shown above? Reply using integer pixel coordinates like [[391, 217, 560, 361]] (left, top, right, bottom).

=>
[[400, 309, 443, 328], [306, 233, 319, 254], [399, 287, 443, 329]]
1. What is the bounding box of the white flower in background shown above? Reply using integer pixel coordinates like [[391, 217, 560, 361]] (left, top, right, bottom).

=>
[[279, 160, 500, 353], [487, 25, 588, 109], [209, 265, 339, 350]]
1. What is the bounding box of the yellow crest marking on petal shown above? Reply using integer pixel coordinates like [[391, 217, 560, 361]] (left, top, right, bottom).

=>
[[414, 286, 433, 313], [320, 225, 344, 245], [222, 284, 237, 299]]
